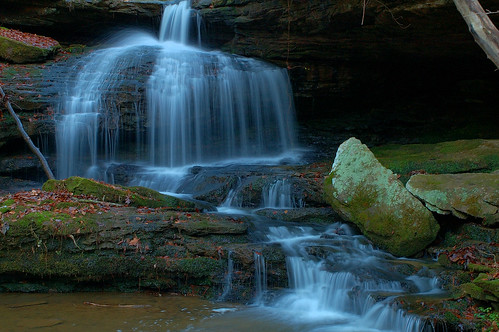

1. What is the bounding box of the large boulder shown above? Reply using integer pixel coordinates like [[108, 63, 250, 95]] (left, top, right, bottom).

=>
[[0, 27, 59, 63], [324, 137, 440, 257], [406, 173, 499, 226]]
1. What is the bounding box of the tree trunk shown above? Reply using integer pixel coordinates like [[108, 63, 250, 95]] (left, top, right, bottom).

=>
[[453, 0, 499, 69], [0, 86, 55, 180]]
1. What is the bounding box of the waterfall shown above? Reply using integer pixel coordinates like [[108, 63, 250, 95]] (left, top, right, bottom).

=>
[[253, 251, 267, 304], [219, 250, 234, 301], [55, 0, 297, 182], [262, 179, 302, 209]]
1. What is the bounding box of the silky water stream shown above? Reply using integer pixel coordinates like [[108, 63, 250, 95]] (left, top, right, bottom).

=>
[[25, 1, 447, 331]]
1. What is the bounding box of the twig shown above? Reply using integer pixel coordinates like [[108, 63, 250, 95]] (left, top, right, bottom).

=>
[[68, 234, 82, 250], [83, 302, 151, 308], [374, 0, 411, 29], [0, 86, 55, 179]]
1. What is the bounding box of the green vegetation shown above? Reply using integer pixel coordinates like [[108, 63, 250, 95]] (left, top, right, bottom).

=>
[[372, 139, 499, 183], [475, 307, 499, 332], [43, 177, 196, 210]]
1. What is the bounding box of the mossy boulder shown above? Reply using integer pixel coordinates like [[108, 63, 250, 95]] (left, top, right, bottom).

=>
[[372, 139, 499, 183], [406, 173, 499, 226], [324, 137, 440, 257], [461, 273, 499, 304], [42, 176, 196, 210], [0, 30, 60, 63]]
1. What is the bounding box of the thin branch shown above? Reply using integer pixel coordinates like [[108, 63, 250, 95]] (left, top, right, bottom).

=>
[[374, 0, 411, 29], [0, 86, 55, 180], [453, 0, 499, 70]]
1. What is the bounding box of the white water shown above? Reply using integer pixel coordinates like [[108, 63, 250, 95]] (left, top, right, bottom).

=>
[[258, 224, 437, 331], [253, 251, 267, 304], [56, 1, 296, 181], [262, 178, 302, 209], [219, 250, 234, 301]]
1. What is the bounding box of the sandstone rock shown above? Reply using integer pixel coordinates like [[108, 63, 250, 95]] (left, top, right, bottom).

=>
[[406, 173, 499, 226], [324, 137, 439, 257], [0, 30, 59, 63]]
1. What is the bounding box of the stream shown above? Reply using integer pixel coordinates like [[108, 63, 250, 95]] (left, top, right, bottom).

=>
[[0, 215, 442, 331]]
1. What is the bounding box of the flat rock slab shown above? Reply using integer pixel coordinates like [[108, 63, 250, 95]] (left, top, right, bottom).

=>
[[372, 139, 499, 183], [324, 137, 439, 257], [0, 28, 59, 63], [406, 173, 499, 226]]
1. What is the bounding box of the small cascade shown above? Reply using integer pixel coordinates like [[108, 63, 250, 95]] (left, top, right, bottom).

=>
[[407, 275, 442, 294], [253, 251, 267, 304], [264, 224, 433, 331], [262, 179, 302, 209], [55, 0, 297, 183], [159, 0, 192, 43], [219, 178, 243, 211], [219, 250, 234, 301]]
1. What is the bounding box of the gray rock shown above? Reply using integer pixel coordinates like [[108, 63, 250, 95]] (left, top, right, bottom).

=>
[[406, 173, 499, 226], [324, 137, 439, 257]]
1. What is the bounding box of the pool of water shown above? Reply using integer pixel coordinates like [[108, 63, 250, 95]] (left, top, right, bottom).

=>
[[0, 292, 240, 331]]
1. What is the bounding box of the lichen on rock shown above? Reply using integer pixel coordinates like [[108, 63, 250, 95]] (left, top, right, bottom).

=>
[[406, 173, 499, 226], [324, 137, 440, 257]]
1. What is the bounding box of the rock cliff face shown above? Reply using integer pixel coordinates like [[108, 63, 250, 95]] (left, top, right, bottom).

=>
[[1, 0, 498, 161], [1, 0, 498, 115], [191, 0, 499, 115]]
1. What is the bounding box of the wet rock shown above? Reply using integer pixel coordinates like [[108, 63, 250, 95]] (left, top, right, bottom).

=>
[[324, 137, 440, 257], [406, 173, 499, 226], [0, 0, 164, 43], [173, 213, 248, 236], [255, 207, 340, 223]]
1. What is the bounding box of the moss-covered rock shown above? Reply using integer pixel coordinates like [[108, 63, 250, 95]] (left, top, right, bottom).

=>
[[0, 29, 60, 63], [372, 139, 499, 183], [473, 273, 499, 300], [173, 214, 248, 236], [324, 137, 440, 257], [42, 176, 196, 210], [406, 173, 499, 226]]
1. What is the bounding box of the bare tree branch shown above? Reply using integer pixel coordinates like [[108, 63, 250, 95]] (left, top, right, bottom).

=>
[[0, 86, 55, 180], [453, 0, 499, 69]]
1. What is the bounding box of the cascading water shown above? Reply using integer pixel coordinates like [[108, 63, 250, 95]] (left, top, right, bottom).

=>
[[56, 0, 296, 184], [253, 251, 267, 304], [261, 224, 436, 331], [262, 178, 302, 209]]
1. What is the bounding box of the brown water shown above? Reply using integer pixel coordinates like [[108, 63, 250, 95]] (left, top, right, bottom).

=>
[[0, 292, 241, 332]]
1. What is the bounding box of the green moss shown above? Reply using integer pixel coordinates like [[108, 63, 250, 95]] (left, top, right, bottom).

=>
[[324, 172, 438, 256], [474, 273, 499, 299], [171, 257, 222, 278], [372, 139, 499, 183], [4, 209, 98, 237], [0, 35, 59, 63], [43, 177, 195, 210], [444, 311, 460, 324], [468, 263, 494, 274], [1, 199, 15, 206]]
